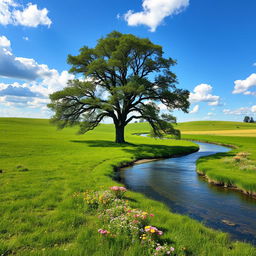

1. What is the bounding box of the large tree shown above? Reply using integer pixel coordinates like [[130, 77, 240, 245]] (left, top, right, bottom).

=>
[[48, 31, 190, 143]]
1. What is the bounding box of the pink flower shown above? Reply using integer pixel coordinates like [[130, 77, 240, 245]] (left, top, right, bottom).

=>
[[119, 187, 127, 191], [156, 246, 161, 251], [110, 186, 119, 191], [157, 230, 163, 236], [150, 214, 154, 217], [98, 229, 109, 235], [170, 247, 175, 252]]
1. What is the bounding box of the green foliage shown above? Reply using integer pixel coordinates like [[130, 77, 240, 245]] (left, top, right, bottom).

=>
[[48, 31, 190, 142]]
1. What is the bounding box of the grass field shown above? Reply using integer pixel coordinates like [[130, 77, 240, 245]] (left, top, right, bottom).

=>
[[0, 118, 255, 255], [176, 121, 256, 137], [176, 121, 256, 131]]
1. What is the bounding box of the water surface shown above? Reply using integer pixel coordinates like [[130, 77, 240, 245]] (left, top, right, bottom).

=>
[[119, 141, 256, 244]]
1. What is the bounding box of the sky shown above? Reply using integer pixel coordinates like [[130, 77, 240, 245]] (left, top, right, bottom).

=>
[[0, 0, 256, 123]]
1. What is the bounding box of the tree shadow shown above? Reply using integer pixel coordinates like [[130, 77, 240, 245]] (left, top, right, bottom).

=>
[[71, 139, 197, 160], [70, 140, 135, 148]]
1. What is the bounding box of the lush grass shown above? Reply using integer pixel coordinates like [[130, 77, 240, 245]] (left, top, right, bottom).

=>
[[0, 118, 255, 255]]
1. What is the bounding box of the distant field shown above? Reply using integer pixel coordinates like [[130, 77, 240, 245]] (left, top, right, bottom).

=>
[[176, 121, 256, 131], [182, 129, 256, 137], [127, 121, 256, 137], [176, 121, 256, 137]]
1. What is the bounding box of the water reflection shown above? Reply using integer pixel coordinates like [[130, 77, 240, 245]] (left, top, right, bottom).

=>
[[119, 142, 256, 244]]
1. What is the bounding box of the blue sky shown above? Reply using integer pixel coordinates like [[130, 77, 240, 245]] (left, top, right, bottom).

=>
[[0, 0, 256, 122]]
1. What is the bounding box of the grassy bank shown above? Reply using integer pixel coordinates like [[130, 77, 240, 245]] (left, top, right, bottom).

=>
[[182, 134, 256, 197], [0, 118, 255, 255]]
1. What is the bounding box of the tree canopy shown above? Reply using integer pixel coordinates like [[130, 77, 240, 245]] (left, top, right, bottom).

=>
[[48, 31, 190, 143]]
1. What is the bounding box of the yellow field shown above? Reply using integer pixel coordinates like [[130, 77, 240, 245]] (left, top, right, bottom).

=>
[[182, 129, 256, 137]]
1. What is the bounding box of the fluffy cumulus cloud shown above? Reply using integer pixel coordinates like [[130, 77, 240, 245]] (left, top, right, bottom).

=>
[[0, 35, 53, 80], [124, 0, 189, 32], [189, 104, 199, 114], [0, 36, 74, 117], [189, 84, 221, 106], [0, 0, 51, 27], [233, 73, 256, 96], [223, 106, 256, 115]]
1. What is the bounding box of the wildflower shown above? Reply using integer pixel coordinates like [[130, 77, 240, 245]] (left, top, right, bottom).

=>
[[158, 230, 163, 236], [110, 186, 127, 198], [98, 229, 109, 235], [110, 186, 119, 191], [145, 226, 151, 231]]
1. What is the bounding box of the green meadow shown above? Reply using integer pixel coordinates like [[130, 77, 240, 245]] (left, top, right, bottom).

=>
[[0, 118, 255, 255]]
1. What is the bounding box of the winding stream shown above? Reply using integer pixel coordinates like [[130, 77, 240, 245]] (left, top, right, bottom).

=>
[[119, 141, 256, 244]]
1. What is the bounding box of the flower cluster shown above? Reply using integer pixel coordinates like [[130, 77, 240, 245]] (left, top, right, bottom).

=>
[[144, 226, 163, 236], [110, 186, 127, 198], [154, 244, 175, 255], [82, 190, 116, 210], [82, 186, 178, 255]]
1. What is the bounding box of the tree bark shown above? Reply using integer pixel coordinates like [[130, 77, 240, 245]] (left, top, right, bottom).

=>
[[115, 124, 125, 143]]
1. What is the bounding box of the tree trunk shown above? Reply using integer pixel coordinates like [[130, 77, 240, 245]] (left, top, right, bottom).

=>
[[115, 125, 125, 143]]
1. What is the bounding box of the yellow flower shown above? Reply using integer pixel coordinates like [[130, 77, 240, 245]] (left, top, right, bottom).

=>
[[145, 226, 151, 230], [142, 212, 147, 215], [150, 229, 156, 233]]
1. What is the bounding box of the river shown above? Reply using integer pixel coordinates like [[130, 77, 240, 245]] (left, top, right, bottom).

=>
[[119, 141, 256, 244]]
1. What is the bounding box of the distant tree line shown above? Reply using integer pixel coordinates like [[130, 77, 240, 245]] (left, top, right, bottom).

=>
[[243, 116, 255, 123]]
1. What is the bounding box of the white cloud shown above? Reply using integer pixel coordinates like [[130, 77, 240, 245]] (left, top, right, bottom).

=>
[[253, 63, 256, 67], [0, 70, 73, 116], [0, 35, 55, 80], [251, 105, 256, 113], [0, 36, 74, 117], [124, 0, 189, 32], [23, 36, 29, 41], [0, 35, 11, 47], [223, 107, 254, 115], [0, 0, 51, 27], [189, 104, 199, 114], [0, 0, 16, 26], [233, 73, 256, 96], [189, 84, 221, 106], [158, 103, 168, 111]]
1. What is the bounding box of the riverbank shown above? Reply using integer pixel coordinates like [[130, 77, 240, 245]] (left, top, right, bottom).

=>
[[182, 134, 256, 199]]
